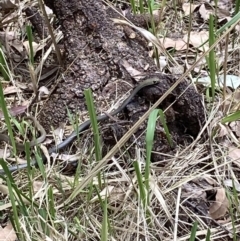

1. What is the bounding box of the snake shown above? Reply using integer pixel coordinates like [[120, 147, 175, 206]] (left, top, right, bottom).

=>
[[0, 76, 160, 174], [0, 116, 46, 151]]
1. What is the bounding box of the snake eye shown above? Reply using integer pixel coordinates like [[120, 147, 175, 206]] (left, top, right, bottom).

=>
[[153, 78, 159, 84]]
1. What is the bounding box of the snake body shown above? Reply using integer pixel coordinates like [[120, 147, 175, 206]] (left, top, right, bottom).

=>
[[0, 77, 160, 174], [0, 116, 46, 151]]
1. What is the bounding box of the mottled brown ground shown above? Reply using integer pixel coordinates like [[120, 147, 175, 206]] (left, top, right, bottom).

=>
[[41, 0, 204, 161]]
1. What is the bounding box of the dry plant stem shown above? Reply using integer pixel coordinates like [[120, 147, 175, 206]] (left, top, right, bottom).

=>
[[185, 3, 193, 64], [5, 27, 13, 71], [62, 18, 240, 205], [38, 0, 63, 67], [29, 64, 38, 94], [157, 0, 166, 30], [173, 187, 181, 241]]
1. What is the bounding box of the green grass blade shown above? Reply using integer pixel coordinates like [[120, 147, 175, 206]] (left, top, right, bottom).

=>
[[139, 0, 144, 13], [25, 142, 33, 200], [130, 0, 136, 14], [94, 185, 111, 238], [48, 186, 56, 219], [231, 180, 239, 207], [216, 11, 240, 35], [35, 150, 46, 179], [66, 106, 80, 141], [0, 47, 10, 81], [101, 190, 108, 241], [6, 177, 24, 241], [38, 208, 50, 236], [198, 11, 240, 53], [0, 161, 34, 210], [226, 190, 237, 241], [87, 174, 94, 201], [84, 89, 102, 188], [84, 89, 102, 161], [221, 110, 240, 124], [145, 109, 159, 200], [133, 161, 146, 209], [11, 117, 25, 136], [209, 14, 216, 101], [205, 228, 211, 241], [159, 109, 173, 147], [0, 161, 33, 240], [0, 78, 16, 154], [234, 0, 240, 16], [147, 0, 160, 68], [189, 221, 198, 241]]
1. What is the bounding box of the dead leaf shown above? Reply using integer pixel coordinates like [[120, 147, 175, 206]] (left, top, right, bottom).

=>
[[0, 0, 17, 9], [199, 4, 213, 21], [0, 184, 30, 205], [38, 86, 50, 98], [149, 177, 172, 221], [120, 59, 142, 78], [53, 123, 65, 145], [228, 146, 240, 162], [225, 89, 240, 112], [156, 56, 167, 71], [194, 175, 218, 187], [182, 182, 207, 200], [183, 31, 209, 51], [32, 181, 59, 199], [213, 0, 232, 17], [108, 187, 125, 204], [33, 181, 44, 193], [224, 179, 240, 192], [10, 39, 24, 56], [217, 8, 230, 18], [3, 86, 22, 95], [0, 184, 10, 195], [170, 66, 184, 75], [0, 31, 15, 42], [0, 105, 27, 119], [0, 222, 17, 241], [6, 157, 28, 165], [182, 3, 199, 16], [0, 31, 25, 62], [15, 81, 28, 89], [111, 18, 166, 55], [23, 41, 40, 57], [217, 123, 229, 137], [0, 149, 10, 159], [209, 188, 229, 219], [229, 121, 240, 137], [159, 31, 209, 52], [58, 153, 83, 162], [45, 5, 53, 15], [182, 176, 219, 200], [159, 37, 186, 50], [235, 23, 240, 34]]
